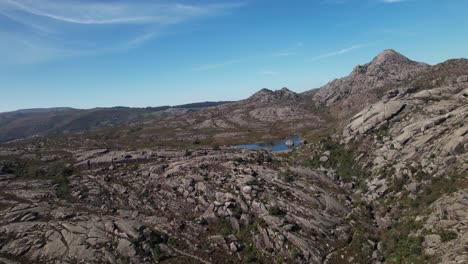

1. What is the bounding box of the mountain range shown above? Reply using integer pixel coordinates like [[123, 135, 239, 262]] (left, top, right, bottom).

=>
[[0, 102, 231, 143], [0, 49, 467, 264]]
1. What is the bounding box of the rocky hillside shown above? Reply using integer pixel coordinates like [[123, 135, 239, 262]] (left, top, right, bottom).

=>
[[0, 102, 230, 143], [0, 145, 355, 263], [85, 87, 324, 149], [0, 50, 467, 264], [292, 57, 467, 263], [339, 63, 468, 263], [310, 49, 429, 106]]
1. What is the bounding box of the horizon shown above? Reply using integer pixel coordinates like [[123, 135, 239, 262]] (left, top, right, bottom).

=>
[[0, 100, 236, 113], [1, 0, 468, 112]]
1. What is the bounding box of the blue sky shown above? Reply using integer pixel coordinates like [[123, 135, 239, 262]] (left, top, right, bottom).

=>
[[0, 0, 467, 112]]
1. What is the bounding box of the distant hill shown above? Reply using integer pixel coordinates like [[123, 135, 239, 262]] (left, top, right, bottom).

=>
[[5, 107, 76, 114], [173, 101, 232, 109], [0, 102, 230, 143]]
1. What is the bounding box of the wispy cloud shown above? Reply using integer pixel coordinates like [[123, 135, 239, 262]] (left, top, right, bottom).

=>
[[1, 0, 242, 25], [313, 44, 368, 60], [0, 0, 243, 64], [269, 42, 303, 57], [0, 32, 78, 64], [192, 42, 304, 72]]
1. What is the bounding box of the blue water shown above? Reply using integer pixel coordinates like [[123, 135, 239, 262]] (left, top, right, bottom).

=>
[[236, 135, 302, 152]]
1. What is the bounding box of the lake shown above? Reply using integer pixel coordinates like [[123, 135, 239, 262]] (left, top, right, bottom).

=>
[[236, 135, 302, 152]]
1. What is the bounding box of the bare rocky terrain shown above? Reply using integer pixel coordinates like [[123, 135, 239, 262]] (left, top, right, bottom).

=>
[[0, 50, 466, 264]]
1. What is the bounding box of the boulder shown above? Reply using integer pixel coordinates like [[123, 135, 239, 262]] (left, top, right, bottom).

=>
[[345, 101, 405, 136], [285, 139, 294, 147], [457, 75, 468, 83], [117, 238, 136, 257]]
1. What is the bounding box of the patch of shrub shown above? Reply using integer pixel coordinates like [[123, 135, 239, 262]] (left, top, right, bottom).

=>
[[439, 230, 457, 242], [255, 153, 273, 164], [278, 170, 294, 182], [392, 175, 409, 192], [49, 164, 74, 198], [381, 218, 426, 264], [304, 137, 368, 183], [269, 205, 286, 216]]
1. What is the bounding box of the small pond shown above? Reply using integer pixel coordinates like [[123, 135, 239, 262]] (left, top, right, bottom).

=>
[[236, 135, 302, 152]]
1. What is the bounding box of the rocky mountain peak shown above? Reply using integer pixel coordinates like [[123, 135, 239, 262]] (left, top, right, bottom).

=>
[[249, 87, 299, 103], [313, 49, 430, 106], [351, 49, 421, 77], [252, 88, 274, 97], [372, 49, 411, 65]]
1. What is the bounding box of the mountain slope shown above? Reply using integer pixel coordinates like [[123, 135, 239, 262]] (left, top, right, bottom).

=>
[[81, 87, 325, 148], [0, 102, 230, 143], [330, 59, 468, 263], [309, 49, 429, 107]]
